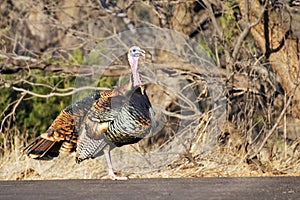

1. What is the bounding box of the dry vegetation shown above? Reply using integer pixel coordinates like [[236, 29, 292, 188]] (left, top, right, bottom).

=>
[[1, 0, 300, 180]]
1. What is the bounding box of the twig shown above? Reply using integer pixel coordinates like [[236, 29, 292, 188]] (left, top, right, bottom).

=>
[[284, 92, 287, 159], [232, 0, 269, 62], [248, 83, 299, 159], [11, 86, 110, 99], [0, 53, 37, 62], [201, 0, 230, 67], [202, 0, 223, 39], [0, 92, 26, 134]]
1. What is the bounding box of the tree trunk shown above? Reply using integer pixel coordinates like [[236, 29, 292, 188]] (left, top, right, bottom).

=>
[[238, 0, 300, 119]]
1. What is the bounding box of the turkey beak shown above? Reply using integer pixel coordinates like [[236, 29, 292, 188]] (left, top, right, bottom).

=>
[[137, 49, 145, 57]]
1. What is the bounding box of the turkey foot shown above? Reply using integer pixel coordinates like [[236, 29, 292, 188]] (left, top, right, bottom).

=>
[[103, 145, 128, 180], [101, 172, 128, 180]]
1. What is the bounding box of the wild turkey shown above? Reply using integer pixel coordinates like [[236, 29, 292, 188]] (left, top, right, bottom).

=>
[[76, 46, 155, 180], [24, 46, 155, 180]]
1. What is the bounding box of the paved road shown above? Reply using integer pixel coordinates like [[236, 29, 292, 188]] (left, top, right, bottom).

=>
[[0, 177, 299, 200]]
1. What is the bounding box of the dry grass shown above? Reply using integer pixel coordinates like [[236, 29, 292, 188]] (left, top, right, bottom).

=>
[[2, 143, 300, 180], [2, 117, 300, 180]]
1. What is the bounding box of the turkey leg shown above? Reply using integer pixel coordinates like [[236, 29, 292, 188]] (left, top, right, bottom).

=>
[[103, 145, 128, 180]]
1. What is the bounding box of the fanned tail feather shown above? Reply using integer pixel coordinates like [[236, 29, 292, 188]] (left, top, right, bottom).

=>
[[23, 136, 63, 160]]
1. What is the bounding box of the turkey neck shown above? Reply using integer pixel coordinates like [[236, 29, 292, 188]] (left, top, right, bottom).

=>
[[130, 57, 142, 87]]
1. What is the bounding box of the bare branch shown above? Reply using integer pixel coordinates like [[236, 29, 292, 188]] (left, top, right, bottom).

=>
[[249, 82, 299, 159], [0, 92, 26, 134], [202, 0, 223, 39], [232, 0, 269, 62], [11, 86, 111, 99]]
